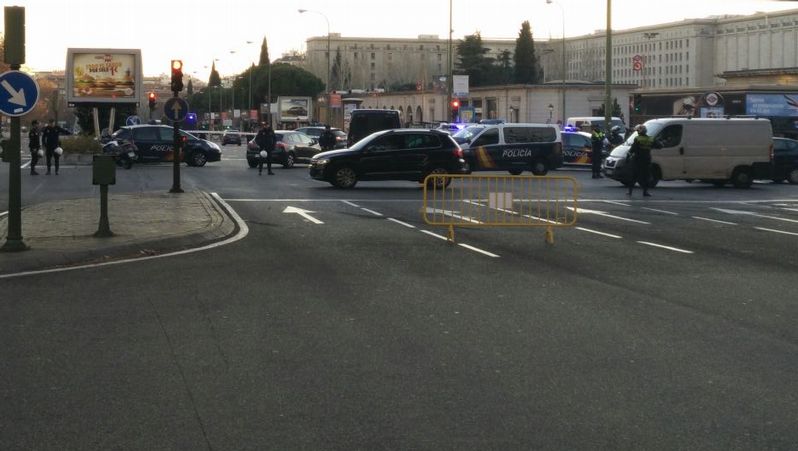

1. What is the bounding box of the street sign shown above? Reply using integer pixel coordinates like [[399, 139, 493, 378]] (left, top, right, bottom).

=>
[[0, 70, 40, 117], [126, 115, 141, 126], [163, 97, 189, 122]]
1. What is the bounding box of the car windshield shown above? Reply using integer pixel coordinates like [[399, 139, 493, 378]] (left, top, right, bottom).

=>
[[452, 125, 485, 142]]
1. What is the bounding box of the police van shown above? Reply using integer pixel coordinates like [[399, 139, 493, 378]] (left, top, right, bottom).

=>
[[602, 117, 773, 188], [451, 123, 563, 175]]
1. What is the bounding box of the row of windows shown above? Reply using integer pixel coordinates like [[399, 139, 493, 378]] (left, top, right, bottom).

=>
[[615, 38, 690, 54]]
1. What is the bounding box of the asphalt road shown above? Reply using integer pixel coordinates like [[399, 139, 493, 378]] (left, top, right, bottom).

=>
[[1, 144, 798, 450]]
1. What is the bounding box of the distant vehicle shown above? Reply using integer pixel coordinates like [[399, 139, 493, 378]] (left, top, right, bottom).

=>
[[246, 130, 321, 168], [602, 118, 773, 188], [309, 129, 469, 189], [347, 109, 402, 146], [435, 122, 465, 134], [771, 137, 798, 184], [452, 123, 563, 175], [103, 125, 221, 167], [295, 126, 347, 149], [565, 116, 625, 132], [222, 129, 242, 146]]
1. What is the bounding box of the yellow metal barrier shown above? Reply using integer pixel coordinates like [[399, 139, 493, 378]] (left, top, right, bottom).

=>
[[422, 174, 579, 244]]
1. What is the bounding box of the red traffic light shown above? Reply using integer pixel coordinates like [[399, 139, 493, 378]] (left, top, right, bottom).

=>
[[451, 100, 460, 108], [148, 92, 156, 101], [171, 60, 183, 71]]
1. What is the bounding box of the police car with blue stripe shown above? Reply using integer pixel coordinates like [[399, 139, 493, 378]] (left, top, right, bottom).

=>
[[451, 123, 563, 175]]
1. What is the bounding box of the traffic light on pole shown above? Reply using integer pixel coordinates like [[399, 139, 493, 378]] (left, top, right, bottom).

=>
[[633, 94, 642, 113], [171, 59, 184, 93], [148, 92, 156, 109], [451, 99, 460, 121]]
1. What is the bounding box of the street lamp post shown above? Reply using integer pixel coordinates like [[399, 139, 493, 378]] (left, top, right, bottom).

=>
[[298, 8, 331, 124], [605, 0, 613, 133], [546, 0, 566, 126]]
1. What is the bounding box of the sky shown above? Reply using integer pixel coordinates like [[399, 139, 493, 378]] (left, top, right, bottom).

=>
[[2, 0, 797, 80]]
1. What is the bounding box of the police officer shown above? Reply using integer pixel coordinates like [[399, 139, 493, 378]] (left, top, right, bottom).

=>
[[590, 126, 605, 178], [627, 125, 653, 197], [28, 120, 41, 175], [41, 119, 71, 175], [319, 124, 336, 151], [255, 121, 276, 175]]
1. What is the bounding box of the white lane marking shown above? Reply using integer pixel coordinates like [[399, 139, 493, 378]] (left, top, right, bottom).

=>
[[566, 206, 650, 224], [457, 243, 500, 258], [424, 207, 482, 224], [575, 227, 622, 239], [387, 218, 416, 229], [637, 241, 694, 254], [341, 200, 360, 208], [711, 208, 798, 224], [781, 208, 798, 213], [361, 208, 383, 217], [0, 193, 249, 280], [462, 199, 559, 224], [754, 227, 798, 237], [282, 206, 324, 224], [692, 216, 737, 225], [642, 207, 679, 215], [421, 230, 449, 241], [0, 211, 7, 218], [601, 200, 631, 207]]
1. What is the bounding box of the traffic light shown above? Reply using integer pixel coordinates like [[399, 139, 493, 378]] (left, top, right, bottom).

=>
[[451, 99, 460, 121], [171, 59, 184, 93], [633, 94, 642, 113], [148, 92, 157, 109]]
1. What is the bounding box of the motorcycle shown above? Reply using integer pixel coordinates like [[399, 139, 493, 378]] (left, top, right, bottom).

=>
[[102, 140, 139, 169]]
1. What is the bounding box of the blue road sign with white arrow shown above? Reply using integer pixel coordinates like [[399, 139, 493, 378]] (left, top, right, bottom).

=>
[[163, 97, 189, 122], [0, 70, 40, 117]]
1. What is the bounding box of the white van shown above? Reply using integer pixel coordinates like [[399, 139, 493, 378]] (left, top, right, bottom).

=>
[[565, 116, 625, 132], [602, 118, 773, 188], [451, 123, 562, 175]]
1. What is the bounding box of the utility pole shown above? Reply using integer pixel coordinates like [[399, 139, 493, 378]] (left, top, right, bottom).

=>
[[604, 0, 613, 133]]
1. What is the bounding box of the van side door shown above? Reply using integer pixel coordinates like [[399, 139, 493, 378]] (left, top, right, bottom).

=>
[[652, 124, 684, 179]]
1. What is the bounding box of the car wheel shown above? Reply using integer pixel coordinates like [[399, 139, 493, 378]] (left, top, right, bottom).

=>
[[788, 168, 798, 184], [508, 169, 523, 175], [247, 158, 257, 168], [191, 151, 208, 167], [332, 166, 357, 188], [283, 152, 295, 168], [530, 159, 548, 176], [122, 159, 133, 170], [731, 167, 752, 188], [425, 167, 451, 189]]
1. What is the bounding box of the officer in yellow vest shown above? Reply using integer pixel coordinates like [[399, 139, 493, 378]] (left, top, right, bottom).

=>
[[627, 125, 653, 197]]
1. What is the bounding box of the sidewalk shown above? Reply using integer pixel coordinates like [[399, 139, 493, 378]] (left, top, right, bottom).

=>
[[0, 190, 237, 276]]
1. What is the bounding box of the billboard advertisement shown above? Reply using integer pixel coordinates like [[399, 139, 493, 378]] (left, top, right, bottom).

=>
[[453, 75, 469, 97], [66, 48, 142, 105], [278, 96, 311, 122], [746, 94, 798, 117]]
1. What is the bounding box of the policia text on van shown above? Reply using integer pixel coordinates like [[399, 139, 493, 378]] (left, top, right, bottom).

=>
[[451, 123, 563, 175], [602, 118, 772, 188]]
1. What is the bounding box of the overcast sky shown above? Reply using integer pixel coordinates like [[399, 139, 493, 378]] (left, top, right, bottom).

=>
[[2, 0, 797, 79]]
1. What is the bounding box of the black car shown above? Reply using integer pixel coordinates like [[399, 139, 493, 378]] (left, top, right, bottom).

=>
[[772, 137, 798, 184], [103, 125, 221, 167], [347, 109, 402, 147], [246, 130, 321, 168], [295, 126, 347, 149], [309, 129, 469, 189], [221, 129, 242, 146]]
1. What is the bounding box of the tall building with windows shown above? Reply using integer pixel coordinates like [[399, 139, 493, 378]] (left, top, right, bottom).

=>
[[303, 34, 515, 91]]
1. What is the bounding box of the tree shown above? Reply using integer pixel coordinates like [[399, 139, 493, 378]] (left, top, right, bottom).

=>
[[456, 32, 494, 87], [259, 37, 270, 66], [497, 50, 513, 85], [597, 98, 623, 117], [208, 61, 221, 87], [187, 79, 194, 96], [513, 21, 541, 84]]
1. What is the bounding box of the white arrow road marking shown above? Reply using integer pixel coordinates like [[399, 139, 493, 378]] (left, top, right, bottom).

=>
[[283, 206, 323, 224], [566, 206, 650, 224], [1, 80, 26, 106], [711, 208, 798, 224]]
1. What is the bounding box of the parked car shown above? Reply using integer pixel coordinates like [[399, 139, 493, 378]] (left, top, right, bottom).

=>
[[295, 126, 347, 149], [452, 123, 563, 175], [246, 130, 321, 168], [310, 129, 469, 189], [347, 109, 402, 146], [103, 125, 221, 167], [222, 128, 242, 145], [772, 137, 798, 184]]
